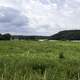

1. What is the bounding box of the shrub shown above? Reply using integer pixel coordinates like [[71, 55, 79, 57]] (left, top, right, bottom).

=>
[[59, 52, 64, 59]]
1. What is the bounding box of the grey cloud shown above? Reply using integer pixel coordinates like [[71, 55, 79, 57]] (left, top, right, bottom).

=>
[[39, 0, 49, 4], [0, 6, 29, 33], [0, 7, 20, 23], [11, 15, 28, 27]]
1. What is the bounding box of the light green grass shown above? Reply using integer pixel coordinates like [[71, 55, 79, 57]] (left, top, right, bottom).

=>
[[0, 40, 80, 80]]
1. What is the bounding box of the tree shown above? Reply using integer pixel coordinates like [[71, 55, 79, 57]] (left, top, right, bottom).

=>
[[0, 34, 2, 40], [1, 33, 11, 40]]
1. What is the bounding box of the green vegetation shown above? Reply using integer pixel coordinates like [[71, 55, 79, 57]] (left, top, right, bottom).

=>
[[0, 40, 80, 80], [51, 30, 80, 40]]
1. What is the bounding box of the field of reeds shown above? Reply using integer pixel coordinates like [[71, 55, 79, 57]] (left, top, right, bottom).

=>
[[0, 40, 80, 80]]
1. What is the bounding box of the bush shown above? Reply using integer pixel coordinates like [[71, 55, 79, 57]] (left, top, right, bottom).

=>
[[59, 52, 64, 59]]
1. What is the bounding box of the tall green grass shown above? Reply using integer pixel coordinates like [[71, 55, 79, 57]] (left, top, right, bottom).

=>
[[0, 40, 80, 80]]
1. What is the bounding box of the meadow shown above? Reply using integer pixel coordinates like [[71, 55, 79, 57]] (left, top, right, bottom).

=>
[[0, 40, 80, 80]]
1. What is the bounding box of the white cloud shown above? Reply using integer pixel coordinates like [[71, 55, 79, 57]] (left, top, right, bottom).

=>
[[0, 0, 80, 35]]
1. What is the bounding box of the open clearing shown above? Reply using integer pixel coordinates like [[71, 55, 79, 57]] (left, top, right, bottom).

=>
[[0, 40, 80, 80]]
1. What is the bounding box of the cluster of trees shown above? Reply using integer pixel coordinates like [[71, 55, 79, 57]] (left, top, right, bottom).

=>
[[0, 33, 11, 40], [50, 30, 80, 40], [0, 33, 49, 40]]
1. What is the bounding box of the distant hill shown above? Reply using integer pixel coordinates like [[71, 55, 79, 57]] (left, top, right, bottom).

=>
[[12, 35, 49, 40], [1, 30, 80, 40], [50, 30, 80, 40]]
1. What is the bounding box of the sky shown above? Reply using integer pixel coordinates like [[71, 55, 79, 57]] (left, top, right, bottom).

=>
[[0, 0, 80, 36]]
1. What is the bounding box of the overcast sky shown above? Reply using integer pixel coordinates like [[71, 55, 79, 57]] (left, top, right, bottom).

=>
[[0, 0, 80, 36]]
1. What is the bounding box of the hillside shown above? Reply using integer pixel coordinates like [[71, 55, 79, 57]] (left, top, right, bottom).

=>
[[50, 30, 80, 40], [1, 30, 80, 40]]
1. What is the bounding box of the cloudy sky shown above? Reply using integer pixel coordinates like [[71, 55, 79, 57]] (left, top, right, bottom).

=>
[[0, 0, 80, 36]]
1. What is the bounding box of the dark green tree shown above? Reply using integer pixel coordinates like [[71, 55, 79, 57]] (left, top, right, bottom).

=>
[[1, 33, 11, 40]]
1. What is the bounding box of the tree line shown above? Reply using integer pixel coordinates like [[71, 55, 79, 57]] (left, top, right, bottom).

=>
[[0, 33, 11, 40], [1, 30, 80, 40], [0, 33, 49, 40]]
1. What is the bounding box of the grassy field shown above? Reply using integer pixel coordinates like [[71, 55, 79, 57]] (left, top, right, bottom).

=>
[[0, 40, 80, 80]]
